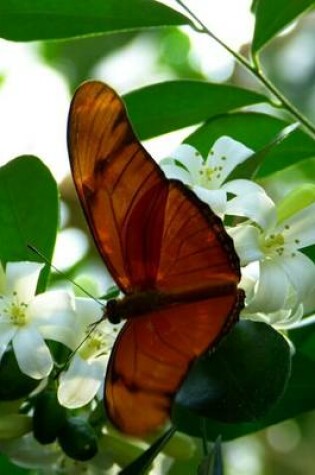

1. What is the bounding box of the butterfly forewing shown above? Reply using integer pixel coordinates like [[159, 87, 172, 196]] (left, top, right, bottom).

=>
[[156, 181, 240, 294], [68, 81, 167, 292]]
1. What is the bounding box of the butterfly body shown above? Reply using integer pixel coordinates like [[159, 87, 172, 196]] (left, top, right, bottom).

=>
[[68, 81, 244, 436], [105, 279, 241, 324]]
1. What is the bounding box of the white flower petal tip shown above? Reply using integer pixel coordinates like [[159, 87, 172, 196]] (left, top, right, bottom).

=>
[[13, 327, 53, 379], [6, 261, 44, 303], [206, 136, 254, 185], [58, 355, 107, 408]]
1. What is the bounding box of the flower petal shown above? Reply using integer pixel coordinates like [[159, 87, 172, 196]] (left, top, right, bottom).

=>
[[273, 303, 304, 330], [228, 225, 264, 265], [277, 251, 315, 301], [226, 191, 277, 229], [29, 290, 74, 325], [0, 324, 16, 362], [207, 136, 253, 186], [6, 262, 44, 303], [28, 290, 76, 347], [12, 326, 53, 379], [247, 260, 290, 313], [159, 158, 193, 184], [168, 143, 204, 183], [281, 202, 315, 250], [75, 297, 104, 328], [0, 433, 61, 468], [58, 354, 108, 408], [193, 186, 227, 215], [222, 178, 265, 196]]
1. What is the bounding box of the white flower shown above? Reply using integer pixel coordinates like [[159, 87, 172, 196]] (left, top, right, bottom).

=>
[[0, 261, 75, 379], [230, 201, 315, 313], [58, 297, 121, 409], [160, 136, 263, 216], [240, 262, 304, 329]]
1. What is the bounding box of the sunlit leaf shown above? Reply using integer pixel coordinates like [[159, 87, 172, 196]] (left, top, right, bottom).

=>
[[252, 0, 315, 52], [124, 81, 268, 140], [0, 0, 189, 41]]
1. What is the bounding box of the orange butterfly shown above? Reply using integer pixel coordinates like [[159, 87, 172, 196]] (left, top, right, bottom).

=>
[[67, 81, 244, 436]]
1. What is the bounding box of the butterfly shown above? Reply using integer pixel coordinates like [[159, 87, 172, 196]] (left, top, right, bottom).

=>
[[67, 81, 244, 436]]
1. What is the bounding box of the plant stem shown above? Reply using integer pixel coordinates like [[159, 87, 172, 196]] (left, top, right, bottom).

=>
[[174, 0, 315, 138], [201, 418, 209, 455]]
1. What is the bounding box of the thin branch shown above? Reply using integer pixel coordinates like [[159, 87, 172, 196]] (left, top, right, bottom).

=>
[[175, 0, 315, 138]]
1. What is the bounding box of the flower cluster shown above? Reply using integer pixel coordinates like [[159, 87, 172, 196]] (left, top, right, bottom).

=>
[[0, 261, 113, 404]]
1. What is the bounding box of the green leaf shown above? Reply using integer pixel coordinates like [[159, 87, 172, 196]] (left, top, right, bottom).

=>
[[171, 321, 315, 441], [0, 0, 189, 42], [124, 81, 268, 140], [0, 456, 29, 474], [0, 347, 39, 401], [186, 112, 315, 177], [252, 0, 315, 52], [119, 427, 176, 474], [198, 437, 224, 475], [228, 122, 299, 181], [174, 321, 291, 425], [0, 156, 58, 291]]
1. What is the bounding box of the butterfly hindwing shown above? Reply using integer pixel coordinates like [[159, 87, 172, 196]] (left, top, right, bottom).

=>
[[106, 292, 242, 435]]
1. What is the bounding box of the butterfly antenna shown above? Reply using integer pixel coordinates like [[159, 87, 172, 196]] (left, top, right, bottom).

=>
[[27, 244, 104, 308]]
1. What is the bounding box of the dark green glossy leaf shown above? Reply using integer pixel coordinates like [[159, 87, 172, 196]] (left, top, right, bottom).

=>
[[119, 427, 176, 475], [0, 0, 189, 42], [0, 456, 28, 474], [0, 347, 39, 401], [172, 321, 315, 440], [252, 0, 315, 52], [186, 112, 315, 177], [175, 321, 291, 423], [124, 81, 268, 140], [198, 437, 224, 475], [0, 156, 58, 291]]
